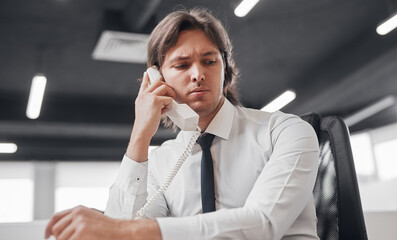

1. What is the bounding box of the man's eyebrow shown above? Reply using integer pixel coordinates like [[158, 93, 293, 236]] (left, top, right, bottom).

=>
[[201, 51, 219, 57], [168, 55, 191, 63], [168, 51, 220, 63]]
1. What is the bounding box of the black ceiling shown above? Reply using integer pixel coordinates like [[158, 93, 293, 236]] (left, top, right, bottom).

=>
[[1, 0, 397, 160]]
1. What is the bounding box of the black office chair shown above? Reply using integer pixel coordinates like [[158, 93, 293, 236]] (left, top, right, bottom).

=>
[[300, 113, 368, 240]]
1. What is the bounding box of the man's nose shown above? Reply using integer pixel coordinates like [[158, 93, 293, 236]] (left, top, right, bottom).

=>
[[190, 64, 205, 82]]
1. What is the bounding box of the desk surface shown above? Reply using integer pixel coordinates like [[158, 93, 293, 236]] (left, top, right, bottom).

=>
[[1, 212, 396, 240], [0, 220, 55, 240]]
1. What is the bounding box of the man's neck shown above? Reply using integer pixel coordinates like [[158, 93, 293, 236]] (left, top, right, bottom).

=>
[[197, 97, 225, 132]]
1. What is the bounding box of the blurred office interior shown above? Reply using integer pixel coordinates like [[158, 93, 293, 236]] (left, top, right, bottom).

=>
[[1, 0, 397, 239]]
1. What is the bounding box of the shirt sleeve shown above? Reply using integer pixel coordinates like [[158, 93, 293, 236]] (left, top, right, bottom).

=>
[[104, 155, 148, 219], [104, 154, 170, 219], [156, 117, 319, 240]]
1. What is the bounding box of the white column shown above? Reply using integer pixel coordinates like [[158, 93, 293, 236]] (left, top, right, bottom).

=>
[[33, 162, 55, 220]]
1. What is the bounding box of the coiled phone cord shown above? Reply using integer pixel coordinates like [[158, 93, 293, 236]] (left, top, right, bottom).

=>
[[135, 126, 202, 219]]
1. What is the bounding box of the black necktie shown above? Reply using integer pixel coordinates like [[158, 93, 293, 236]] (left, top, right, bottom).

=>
[[197, 133, 216, 213]]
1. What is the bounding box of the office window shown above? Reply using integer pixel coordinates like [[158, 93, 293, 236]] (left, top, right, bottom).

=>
[[55, 187, 110, 212], [55, 162, 119, 212], [0, 162, 34, 223], [351, 122, 397, 212], [350, 132, 375, 177], [374, 138, 397, 181]]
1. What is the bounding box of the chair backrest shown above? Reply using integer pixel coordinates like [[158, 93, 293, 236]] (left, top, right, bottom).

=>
[[300, 113, 368, 240]]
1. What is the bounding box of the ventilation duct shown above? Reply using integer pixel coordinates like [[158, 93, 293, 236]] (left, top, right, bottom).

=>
[[92, 30, 149, 63]]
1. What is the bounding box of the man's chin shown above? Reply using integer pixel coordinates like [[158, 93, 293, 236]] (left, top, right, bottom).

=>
[[189, 97, 224, 115], [191, 106, 207, 114], [189, 102, 210, 114]]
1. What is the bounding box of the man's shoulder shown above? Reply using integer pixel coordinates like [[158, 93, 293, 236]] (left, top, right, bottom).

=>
[[235, 106, 301, 128]]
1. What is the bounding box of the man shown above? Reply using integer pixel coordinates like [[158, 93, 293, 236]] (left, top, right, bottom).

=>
[[46, 8, 319, 240]]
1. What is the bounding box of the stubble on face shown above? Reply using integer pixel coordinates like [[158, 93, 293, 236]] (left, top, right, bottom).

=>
[[161, 30, 226, 121]]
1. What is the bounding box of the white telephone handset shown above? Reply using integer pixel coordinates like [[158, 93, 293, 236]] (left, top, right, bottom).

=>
[[135, 67, 202, 219], [146, 66, 199, 131]]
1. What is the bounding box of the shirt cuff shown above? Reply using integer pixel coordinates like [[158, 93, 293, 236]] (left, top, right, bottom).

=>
[[156, 216, 201, 240], [114, 155, 148, 196]]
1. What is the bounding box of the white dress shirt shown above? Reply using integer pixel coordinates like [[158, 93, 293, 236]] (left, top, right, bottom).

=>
[[105, 99, 320, 240]]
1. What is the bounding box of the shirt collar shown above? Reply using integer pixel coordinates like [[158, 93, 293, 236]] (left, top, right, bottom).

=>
[[181, 98, 235, 142], [205, 98, 234, 140]]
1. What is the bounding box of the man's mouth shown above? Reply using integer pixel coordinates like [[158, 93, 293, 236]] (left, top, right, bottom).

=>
[[189, 87, 210, 96]]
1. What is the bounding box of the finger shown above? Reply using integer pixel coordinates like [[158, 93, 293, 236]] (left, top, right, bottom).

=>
[[56, 221, 75, 240], [51, 212, 73, 238], [138, 72, 149, 94], [146, 75, 165, 93], [152, 84, 177, 99], [156, 96, 173, 112], [45, 209, 73, 238], [161, 97, 173, 114], [161, 107, 170, 115]]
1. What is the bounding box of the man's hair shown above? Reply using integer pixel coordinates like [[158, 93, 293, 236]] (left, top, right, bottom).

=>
[[147, 8, 240, 129]]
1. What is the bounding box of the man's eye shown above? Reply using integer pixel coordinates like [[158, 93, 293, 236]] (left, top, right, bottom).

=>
[[205, 60, 216, 65], [174, 64, 188, 69]]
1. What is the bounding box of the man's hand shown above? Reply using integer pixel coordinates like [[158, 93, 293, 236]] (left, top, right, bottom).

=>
[[127, 71, 176, 162], [45, 206, 162, 240], [45, 206, 129, 240]]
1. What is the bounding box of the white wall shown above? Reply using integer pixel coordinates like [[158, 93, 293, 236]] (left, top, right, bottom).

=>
[[364, 211, 397, 240], [359, 178, 397, 211]]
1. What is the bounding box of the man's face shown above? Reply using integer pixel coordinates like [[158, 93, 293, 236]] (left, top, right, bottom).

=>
[[161, 29, 225, 117]]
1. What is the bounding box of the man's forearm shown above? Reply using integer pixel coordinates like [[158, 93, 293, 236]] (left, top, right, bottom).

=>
[[126, 123, 152, 162], [129, 219, 162, 240], [45, 206, 162, 240]]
